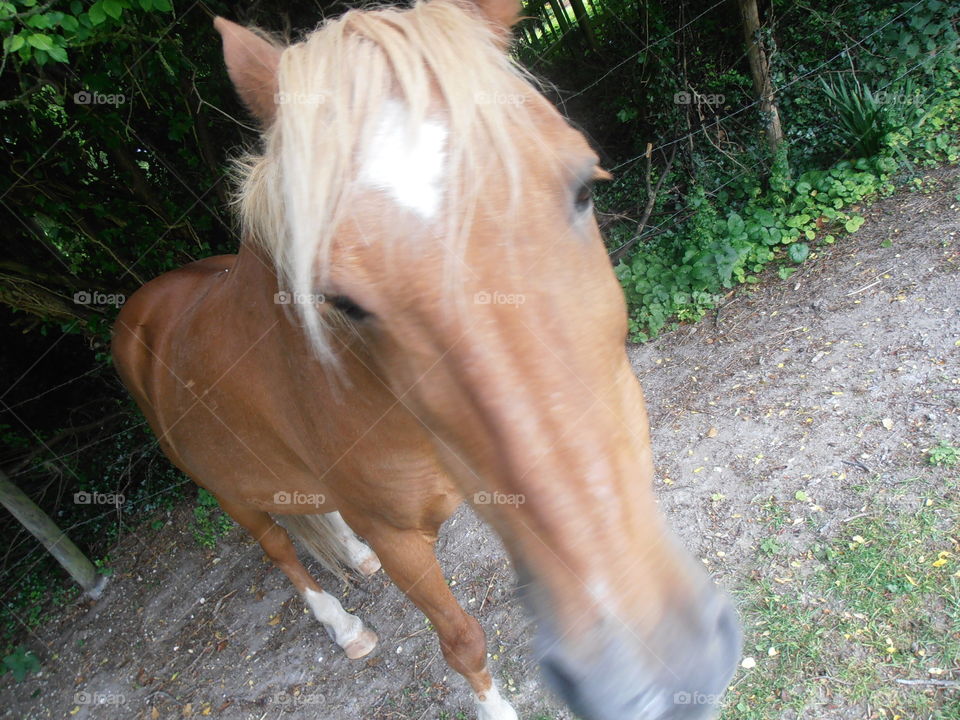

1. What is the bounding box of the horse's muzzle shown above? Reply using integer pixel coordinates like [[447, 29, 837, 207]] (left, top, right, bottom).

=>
[[535, 588, 742, 720]]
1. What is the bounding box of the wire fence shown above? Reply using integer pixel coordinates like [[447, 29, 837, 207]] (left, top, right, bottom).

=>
[[604, 41, 953, 260]]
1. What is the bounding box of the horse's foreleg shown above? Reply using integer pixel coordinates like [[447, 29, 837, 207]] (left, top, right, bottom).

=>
[[362, 526, 518, 720], [218, 499, 377, 659]]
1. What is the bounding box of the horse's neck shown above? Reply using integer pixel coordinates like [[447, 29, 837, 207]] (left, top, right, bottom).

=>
[[224, 239, 370, 388], [226, 239, 286, 320]]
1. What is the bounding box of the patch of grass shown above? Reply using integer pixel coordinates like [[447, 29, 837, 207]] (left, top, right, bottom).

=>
[[1, 646, 41, 682], [927, 441, 959, 467], [758, 536, 783, 556], [0, 565, 80, 656], [191, 488, 234, 549], [758, 497, 790, 531], [724, 495, 960, 719]]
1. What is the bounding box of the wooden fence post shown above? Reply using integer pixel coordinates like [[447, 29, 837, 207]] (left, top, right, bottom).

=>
[[0, 470, 108, 599]]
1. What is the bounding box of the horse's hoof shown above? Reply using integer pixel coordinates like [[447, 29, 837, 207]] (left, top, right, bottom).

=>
[[344, 629, 378, 659], [357, 553, 382, 577]]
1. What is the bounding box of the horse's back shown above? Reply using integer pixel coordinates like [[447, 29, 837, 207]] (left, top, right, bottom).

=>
[[112, 255, 236, 415]]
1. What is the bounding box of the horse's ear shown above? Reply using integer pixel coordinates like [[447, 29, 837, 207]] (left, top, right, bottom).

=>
[[470, 0, 521, 33], [214, 17, 282, 126]]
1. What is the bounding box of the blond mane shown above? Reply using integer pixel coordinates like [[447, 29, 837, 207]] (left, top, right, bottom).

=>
[[235, 0, 549, 356]]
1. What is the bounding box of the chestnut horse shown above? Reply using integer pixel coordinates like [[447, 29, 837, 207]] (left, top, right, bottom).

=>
[[112, 0, 741, 718]]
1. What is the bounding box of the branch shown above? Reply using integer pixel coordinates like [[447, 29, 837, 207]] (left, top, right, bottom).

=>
[[7, 411, 126, 475], [608, 144, 677, 265], [895, 678, 960, 689]]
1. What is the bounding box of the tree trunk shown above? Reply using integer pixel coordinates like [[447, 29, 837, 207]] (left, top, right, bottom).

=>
[[738, 0, 783, 153], [0, 470, 107, 599]]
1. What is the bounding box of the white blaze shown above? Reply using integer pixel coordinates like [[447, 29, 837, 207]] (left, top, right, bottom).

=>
[[359, 99, 448, 219]]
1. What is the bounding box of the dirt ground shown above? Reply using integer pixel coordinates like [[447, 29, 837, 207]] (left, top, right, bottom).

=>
[[2, 166, 958, 720]]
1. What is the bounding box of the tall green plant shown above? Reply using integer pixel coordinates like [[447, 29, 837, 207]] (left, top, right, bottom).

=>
[[819, 76, 890, 158]]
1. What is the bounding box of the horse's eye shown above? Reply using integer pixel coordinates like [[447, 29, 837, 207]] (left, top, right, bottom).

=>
[[327, 294, 371, 321], [574, 182, 594, 213]]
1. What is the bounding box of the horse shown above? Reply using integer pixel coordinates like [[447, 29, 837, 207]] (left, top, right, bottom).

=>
[[111, 0, 742, 717]]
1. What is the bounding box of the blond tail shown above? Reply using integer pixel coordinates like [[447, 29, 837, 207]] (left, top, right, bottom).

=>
[[273, 513, 352, 583]]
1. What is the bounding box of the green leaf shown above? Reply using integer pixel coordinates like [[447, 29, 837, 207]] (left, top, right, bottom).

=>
[[754, 208, 777, 227], [88, 2, 106, 24], [26, 33, 53, 50], [26, 13, 51, 28], [152, 0, 171, 10], [60, 14, 79, 31], [726, 212, 745, 236], [137, 0, 152, 8], [46, 43, 67, 63], [844, 216, 865, 233], [788, 243, 810, 263], [102, 0, 123, 19], [4, 34, 24, 52]]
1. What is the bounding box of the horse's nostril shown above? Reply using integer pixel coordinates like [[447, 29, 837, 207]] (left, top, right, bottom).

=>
[[711, 599, 743, 673], [541, 655, 577, 697], [718, 602, 736, 635]]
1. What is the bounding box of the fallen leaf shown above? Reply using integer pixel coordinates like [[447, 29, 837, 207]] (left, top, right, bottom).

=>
[[707, 427, 718, 438], [882, 418, 894, 430], [741, 656, 757, 669]]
